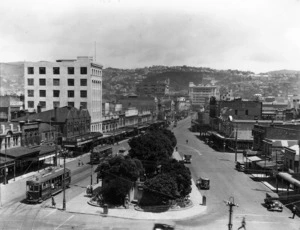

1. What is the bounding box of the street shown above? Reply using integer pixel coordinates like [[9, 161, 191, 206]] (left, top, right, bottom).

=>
[[173, 117, 299, 230], [0, 117, 299, 230]]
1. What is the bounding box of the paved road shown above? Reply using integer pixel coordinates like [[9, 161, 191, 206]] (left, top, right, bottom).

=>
[[172, 117, 299, 230], [1, 118, 299, 229]]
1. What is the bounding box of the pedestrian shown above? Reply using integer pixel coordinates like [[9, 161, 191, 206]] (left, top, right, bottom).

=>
[[238, 217, 246, 230], [291, 205, 297, 219], [81, 160, 84, 166], [78, 159, 81, 167], [51, 195, 56, 207], [186, 139, 188, 144]]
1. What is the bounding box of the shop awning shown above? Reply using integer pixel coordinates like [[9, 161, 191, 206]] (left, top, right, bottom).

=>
[[39, 153, 56, 161], [246, 156, 262, 162], [256, 161, 277, 169], [278, 172, 300, 188], [0, 147, 39, 159]]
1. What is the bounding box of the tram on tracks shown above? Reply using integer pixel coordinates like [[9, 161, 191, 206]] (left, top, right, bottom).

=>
[[26, 167, 71, 203]]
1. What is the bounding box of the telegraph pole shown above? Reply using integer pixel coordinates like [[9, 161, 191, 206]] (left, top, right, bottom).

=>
[[225, 197, 238, 230], [62, 149, 67, 210], [235, 125, 238, 162]]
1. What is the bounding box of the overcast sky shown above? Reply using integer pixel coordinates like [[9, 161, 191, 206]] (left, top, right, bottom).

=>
[[1, 0, 300, 73]]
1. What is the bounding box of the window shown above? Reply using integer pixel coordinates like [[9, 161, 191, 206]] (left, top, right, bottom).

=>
[[68, 79, 74, 86], [39, 101, 46, 108], [80, 102, 87, 109], [68, 67, 74, 74], [39, 67, 46, 74], [53, 67, 60, 75], [80, 79, 87, 86], [28, 101, 34, 108], [27, 67, 34, 74], [27, 78, 34, 86], [67, 90, 74, 97], [235, 110, 238, 115], [39, 79, 46, 86], [40, 90, 46, 97], [80, 67, 87, 74], [53, 79, 60, 86], [53, 90, 60, 97], [80, 90, 87, 98], [245, 110, 248, 115], [68, 102, 74, 107], [53, 101, 60, 108], [28, 90, 34, 97]]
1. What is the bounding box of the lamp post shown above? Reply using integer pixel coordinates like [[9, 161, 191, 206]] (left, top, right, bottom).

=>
[[224, 196, 238, 230], [235, 125, 238, 162], [111, 116, 115, 145]]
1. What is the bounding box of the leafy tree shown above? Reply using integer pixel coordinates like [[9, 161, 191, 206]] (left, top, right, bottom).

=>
[[160, 159, 192, 198], [95, 155, 144, 205], [141, 173, 179, 205]]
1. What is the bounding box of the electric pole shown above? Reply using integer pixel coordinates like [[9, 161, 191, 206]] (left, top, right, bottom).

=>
[[224, 197, 238, 230]]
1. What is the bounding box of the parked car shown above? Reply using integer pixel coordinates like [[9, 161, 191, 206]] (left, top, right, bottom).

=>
[[196, 177, 210, 189], [153, 223, 175, 230], [264, 192, 283, 212], [267, 201, 283, 212], [182, 154, 192, 164], [235, 161, 245, 172]]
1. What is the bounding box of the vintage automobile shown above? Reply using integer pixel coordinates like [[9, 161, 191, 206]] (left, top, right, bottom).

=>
[[235, 161, 245, 172], [264, 192, 283, 212], [153, 223, 175, 230], [267, 201, 283, 212], [182, 154, 192, 164], [196, 177, 210, 189]]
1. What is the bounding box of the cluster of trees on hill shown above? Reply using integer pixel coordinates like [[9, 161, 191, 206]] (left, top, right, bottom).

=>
[[96, 127, 191, 206]]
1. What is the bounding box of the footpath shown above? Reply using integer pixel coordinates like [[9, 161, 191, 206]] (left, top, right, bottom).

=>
[[54, 150, 207, 221]]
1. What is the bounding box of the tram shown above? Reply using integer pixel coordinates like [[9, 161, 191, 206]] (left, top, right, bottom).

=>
[[90, 145, 113, 164], [26, 167, 71, 203]]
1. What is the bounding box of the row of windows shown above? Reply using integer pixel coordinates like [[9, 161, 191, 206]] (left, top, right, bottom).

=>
[[27, 78, 87, 86], [27, 90, 87, 98], [27, 67, 87, 75], [27, 101, 87, 109]]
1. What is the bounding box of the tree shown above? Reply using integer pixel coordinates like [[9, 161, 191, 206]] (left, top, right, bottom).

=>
[[129, 131, 172, 160], [95, 155, 144, 205], [141, 173, 179, 205], [160, 159, 192, 198]]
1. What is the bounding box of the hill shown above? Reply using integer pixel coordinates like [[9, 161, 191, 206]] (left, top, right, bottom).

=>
[[0, 62, 24, 96]]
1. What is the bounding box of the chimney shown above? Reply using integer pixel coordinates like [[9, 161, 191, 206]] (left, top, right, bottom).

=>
[[37, 103, 41, 113], [54, 106, 58, 122]]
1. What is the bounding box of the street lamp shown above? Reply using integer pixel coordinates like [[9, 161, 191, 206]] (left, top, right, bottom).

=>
[[224, 196, 238, 230], [235, 125, 238, 162]]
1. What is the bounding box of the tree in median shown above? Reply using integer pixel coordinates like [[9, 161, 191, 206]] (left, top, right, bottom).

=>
[[160, 159, 192, 198], [95, 155, 144, 205], [141, 173, 179, 206], [128, 129, 175, 174]]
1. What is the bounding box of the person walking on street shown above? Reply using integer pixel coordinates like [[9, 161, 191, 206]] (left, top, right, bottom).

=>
[[186, 139, 188, 144], [238, 217, 246, 230], [51, 195, 56, 207], [291, 205, 297, 219], [78, 159, 81, 167]]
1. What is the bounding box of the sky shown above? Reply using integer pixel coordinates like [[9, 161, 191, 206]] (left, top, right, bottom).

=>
[[1, 0, 300, 73]]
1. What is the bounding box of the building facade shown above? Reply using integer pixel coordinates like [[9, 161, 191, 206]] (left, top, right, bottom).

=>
[[136, 79, 169, 97], [189, 82, 219, 109], [24, 56, 103, 132]]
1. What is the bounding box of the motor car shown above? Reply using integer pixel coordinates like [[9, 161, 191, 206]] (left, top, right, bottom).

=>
[[235, 161, 245, 172], [267, 201, 283, 212], [264, 192, 283, 211], [182, 154, 192, 164], [153, 223, 175, 230], [196, 177, 210, 189]]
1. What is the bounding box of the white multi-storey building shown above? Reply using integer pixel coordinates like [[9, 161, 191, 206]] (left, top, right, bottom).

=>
[[24, 56, 103, 132], [189, 82, 219, 108]]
